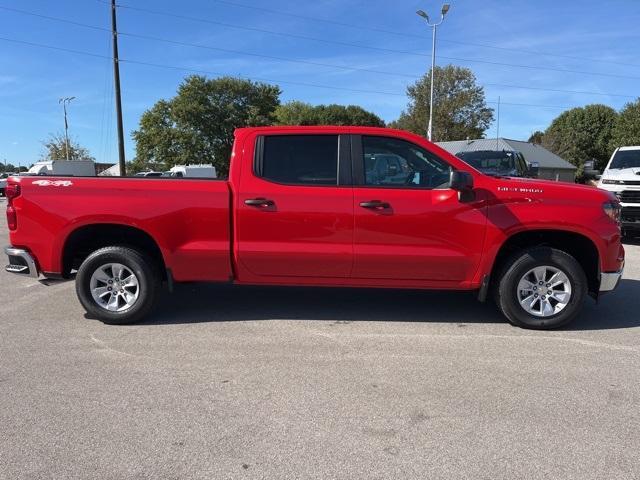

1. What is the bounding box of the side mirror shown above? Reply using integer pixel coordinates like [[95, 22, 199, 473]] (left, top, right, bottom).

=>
[[450, 171, 475, 202], [528, 161, 539, 178], [450, 170, 474, 191]]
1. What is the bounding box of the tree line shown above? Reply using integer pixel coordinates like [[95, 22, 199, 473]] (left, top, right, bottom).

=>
[[39, 64, 640, 177], [130, 66, 493, 175], [528, 101, 640, 177]]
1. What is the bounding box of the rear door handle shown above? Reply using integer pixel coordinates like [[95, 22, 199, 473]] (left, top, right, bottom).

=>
[[245, 198, 275, 208], [359, 200, 391, 210]]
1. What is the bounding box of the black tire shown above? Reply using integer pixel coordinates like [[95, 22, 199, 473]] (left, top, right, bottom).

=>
[[494, 247, 587, 330], [75, 246, 160, 325]]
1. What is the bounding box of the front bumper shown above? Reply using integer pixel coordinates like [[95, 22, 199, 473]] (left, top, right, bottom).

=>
[[599, 262, 624, 293], [621, 206, 640, 230], [4, 246, 39, 278]]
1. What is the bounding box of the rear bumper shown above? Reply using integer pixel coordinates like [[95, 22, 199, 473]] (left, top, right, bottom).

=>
[[4, 246, 39, 278], [599, 262, 624, 293]]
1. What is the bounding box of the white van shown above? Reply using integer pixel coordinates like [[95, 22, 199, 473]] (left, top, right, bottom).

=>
[[163, 165, 217, 178], [598, 146, 640, 234], [27, 160, 96, 177]]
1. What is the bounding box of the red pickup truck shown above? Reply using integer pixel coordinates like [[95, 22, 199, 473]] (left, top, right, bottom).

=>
[[4, 126, 624, 329]]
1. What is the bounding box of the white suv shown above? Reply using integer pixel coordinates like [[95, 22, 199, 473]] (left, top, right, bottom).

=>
[[598, 146, 640, 235], [0, 172, 9, 197]]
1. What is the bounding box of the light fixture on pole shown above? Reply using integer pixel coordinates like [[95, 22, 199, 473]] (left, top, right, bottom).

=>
[[58, 96, 75, 161], [416, 3, 450, 141]]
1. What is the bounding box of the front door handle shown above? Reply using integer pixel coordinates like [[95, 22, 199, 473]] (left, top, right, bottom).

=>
[[359, 200, 391, 210], [245, 198, 275, 208]]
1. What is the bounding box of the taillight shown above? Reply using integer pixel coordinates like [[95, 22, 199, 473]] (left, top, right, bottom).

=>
[[5, 183, 20, 231], [7, 206, 17, 230], [6, 183, 20, 201]]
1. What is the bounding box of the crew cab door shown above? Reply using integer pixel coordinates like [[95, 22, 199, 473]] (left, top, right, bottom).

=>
[[351, 134, 487, 283], [235, 131, 353, 279]]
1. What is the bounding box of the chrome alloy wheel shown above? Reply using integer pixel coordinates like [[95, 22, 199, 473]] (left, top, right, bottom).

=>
[[517, 266, 572, 318], [89, 263, 140, 312]]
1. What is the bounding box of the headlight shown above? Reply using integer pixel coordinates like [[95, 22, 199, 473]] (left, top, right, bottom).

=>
[[603, 201, 621, 225], [601, 179, 623, 185]]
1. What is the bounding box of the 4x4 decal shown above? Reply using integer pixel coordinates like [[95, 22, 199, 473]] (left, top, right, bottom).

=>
[[32, 180, 73, 187]]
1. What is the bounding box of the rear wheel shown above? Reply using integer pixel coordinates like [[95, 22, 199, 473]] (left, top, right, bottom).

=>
[[495, 247, 587, 329], [76, 246, 160, 325]]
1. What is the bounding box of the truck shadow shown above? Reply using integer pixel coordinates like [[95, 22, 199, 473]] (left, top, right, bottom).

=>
[[143, 279, 640, 331]]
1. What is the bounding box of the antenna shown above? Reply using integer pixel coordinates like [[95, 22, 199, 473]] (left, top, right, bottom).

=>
[[496, 96, 501, 150]]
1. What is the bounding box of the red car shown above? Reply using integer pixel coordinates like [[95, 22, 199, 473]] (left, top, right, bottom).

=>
[[4, 127, 624, 329]]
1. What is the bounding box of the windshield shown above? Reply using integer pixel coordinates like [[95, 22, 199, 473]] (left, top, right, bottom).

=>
[[609, 150, 640, 169], [457, 151, 517, 175]]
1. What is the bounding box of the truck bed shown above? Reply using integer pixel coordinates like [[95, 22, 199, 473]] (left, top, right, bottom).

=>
[[8, 176, 232, 281]]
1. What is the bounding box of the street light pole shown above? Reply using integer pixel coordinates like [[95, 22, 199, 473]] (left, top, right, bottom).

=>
[[58, 96, 75, 160], [416, 4, 450, 142]]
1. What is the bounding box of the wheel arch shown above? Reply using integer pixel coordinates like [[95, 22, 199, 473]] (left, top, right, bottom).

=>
[[61, 223, 167, 279], [489, 229, 600, 296]]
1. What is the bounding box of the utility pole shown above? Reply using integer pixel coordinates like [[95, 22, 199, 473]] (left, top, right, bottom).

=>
[[59, 97, 75, 160], [416, 4, 450, 142], [111, 0, 126, 176]]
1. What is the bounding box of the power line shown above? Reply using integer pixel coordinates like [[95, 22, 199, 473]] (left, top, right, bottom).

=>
[[124, 32, 636, 99], [0, 36, 109, 60], [121, 31, 415, 79], [0, 35, 578, 109], [0, 5, 108, 32], [2, 4, 639, 99], [169, 0, 640, 69], [438, 38, 640, 70], [483, 82, 634, 99], [120, 58, 408, 97], [0, 36, 402, 97], [0, 5, 413, 79], [94, 2, 640, 82]]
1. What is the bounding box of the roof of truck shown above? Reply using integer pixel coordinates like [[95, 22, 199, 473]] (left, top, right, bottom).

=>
[[235, 126, 396, 134]]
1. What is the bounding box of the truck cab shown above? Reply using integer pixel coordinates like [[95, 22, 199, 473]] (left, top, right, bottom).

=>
[[598, 146, 640, 235]]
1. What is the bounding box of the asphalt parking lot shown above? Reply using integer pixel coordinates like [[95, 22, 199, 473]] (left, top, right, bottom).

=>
[[1, 202, 639, 480]]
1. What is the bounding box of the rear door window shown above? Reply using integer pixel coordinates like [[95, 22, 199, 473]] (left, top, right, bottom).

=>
[[259, 135, 339, 186]]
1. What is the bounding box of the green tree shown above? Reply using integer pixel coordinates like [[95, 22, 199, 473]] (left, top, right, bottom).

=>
[[528, 131, 544, 144], [610, 98, 640, 149], [275, 101, 385, 127], [0, 162, 17, 173], [541, 104, 617, 173], [41, 133, 95, 162], [275, 101, 320, 125], [389, 65, 493, 141], [133, 75, 281, 176]]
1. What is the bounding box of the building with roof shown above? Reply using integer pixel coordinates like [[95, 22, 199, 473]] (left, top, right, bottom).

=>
[[437, 138, 577, 182], [98, 163, 120, 176]]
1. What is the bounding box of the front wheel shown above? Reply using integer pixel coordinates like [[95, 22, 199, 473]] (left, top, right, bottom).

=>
[[495, 247, 587, 329], [76, 246, 160, 325]]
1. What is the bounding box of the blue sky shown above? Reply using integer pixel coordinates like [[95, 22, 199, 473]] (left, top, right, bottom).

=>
[[0, 0, 638, 166]]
